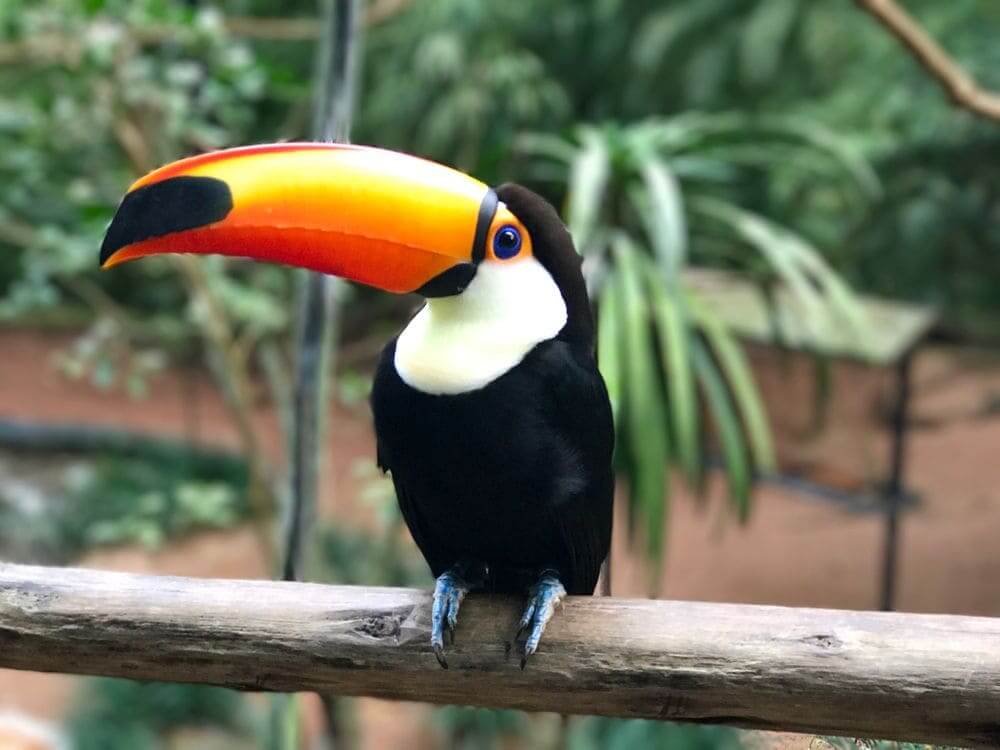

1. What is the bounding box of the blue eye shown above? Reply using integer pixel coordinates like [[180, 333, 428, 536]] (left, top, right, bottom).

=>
[[493, 225, 522, 259]]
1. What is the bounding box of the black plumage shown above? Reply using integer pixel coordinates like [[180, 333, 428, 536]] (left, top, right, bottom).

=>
[[371, 184, 614, 596]]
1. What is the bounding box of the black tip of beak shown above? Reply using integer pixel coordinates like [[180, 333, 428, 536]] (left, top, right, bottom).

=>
[[100, 176, 234, 266]]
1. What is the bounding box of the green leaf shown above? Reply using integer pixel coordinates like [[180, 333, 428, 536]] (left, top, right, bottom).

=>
[[692, 339, 751, 520], [596, 276, 624, 427], [643, 262, 700, 487], [688, 293, 776, 474], [781, 231, 875, 353], [566, 125, 610, 253], [630, 1, 731, 72], [738, 0, 801, 88], [515, 132, 577, 163], [635, 154, 687, 277], [699, 196, 874, 354], [613, 235, 669, 560], [691, 197, 830, 339], [757, 115, 882, 200]]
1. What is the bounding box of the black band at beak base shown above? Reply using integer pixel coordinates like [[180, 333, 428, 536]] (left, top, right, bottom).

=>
[[415, 263, 478, 297], [415, 187, 498, 298], [471, 188, 498, 264]]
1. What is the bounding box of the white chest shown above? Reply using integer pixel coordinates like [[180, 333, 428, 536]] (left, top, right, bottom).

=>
[[394, 258, 568, 395]]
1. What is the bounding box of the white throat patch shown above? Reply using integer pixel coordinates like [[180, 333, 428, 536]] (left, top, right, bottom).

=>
[[394, 258, 568, 395]]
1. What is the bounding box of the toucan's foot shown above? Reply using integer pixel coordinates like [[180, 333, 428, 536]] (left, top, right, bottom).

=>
[[430, 563, 485, 669], [513, 570, 566, 669]]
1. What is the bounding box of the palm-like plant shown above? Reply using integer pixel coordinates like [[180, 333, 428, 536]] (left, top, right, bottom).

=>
[[521, 115, 878, 561]]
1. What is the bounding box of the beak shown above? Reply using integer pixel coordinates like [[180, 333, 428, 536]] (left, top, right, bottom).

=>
[[100, 143, 500, 296]]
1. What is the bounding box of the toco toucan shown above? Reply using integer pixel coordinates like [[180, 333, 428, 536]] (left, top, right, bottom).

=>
[[99, 143, 615, 668]]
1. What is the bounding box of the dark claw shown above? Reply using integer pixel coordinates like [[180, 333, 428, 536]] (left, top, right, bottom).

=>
[[518, 600, 536, 634], [519, 638, 537, 670], [514, 572, 566, 669], [430, 567, 475, 669], [433, 643, 449, 669]]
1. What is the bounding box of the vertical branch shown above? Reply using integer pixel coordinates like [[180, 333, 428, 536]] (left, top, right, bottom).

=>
[[282, 0, 361, 582], [313, 0, 361, 145], [274, 3, 361, 747]]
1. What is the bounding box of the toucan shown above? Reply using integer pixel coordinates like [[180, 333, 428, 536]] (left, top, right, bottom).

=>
[[99, 143, 615, 668]]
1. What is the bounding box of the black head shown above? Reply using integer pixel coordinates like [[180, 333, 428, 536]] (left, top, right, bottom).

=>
[[495, 183, 594, 347]]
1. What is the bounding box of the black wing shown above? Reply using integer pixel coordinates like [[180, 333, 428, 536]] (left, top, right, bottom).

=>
[[534, 340, 614, 594], [373, 340, 454, 576]]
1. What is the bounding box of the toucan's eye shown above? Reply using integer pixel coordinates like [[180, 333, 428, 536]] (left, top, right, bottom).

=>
[[493, 225, 522, 260]]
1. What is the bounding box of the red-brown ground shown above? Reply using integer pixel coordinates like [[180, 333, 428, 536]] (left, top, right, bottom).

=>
[[1, 328, 999, 748]]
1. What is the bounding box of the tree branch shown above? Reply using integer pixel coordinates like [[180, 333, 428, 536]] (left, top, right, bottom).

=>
[[0, 3, 411, 66], [170, 256, 278, 562], [2, 563, 999, 748], [856, 0, 1000, 122]]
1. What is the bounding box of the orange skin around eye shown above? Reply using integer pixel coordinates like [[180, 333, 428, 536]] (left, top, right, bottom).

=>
[[484, 207, 533, 263]]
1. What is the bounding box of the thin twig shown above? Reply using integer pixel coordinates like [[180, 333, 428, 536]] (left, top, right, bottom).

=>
[[0, 5, 411, 65], [364, 0, 414, 26], [172, 256, 277, 561], [0, 219, 38, 248], [856, 0, 1000, 122]]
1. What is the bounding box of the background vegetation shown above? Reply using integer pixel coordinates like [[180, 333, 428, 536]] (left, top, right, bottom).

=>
[[0, 0, 996, 748]]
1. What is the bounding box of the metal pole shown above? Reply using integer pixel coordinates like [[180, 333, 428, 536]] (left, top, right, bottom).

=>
[[879, 350, 913, 612]]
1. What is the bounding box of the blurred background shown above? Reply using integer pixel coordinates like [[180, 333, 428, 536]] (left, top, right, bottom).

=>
[[1, 0, 998, 748]]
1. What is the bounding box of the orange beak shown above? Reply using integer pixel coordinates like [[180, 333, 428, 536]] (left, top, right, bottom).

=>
[[100, 143, 504, 296]]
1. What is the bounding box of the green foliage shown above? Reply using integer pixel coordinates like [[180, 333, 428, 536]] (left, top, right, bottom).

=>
[[0, 442, 248, 563], [755, 1, 1000, 334], [358, 0, 830, 169], [523, 115, 873, 559], [569, 717, 744, 750], [0, 0, 991, 584], [361, 1, 570, 173], [843, 137, 1000, 338], [0, 0, 296, 398], [432, 706, 528, 750], [2, 0, 997, 747], [358, 0, 1000, 333], [58, 454, 248, 552], [427, 712, 746, 750], [3, 0, 996, 353], [0, 0, 991, 579], [0, 0, 263, 285], [65, 677, 253, 750]]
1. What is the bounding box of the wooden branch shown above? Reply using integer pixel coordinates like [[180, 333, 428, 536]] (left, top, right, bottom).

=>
[[224, 3, 410, 39], [0, 5, 412, 66], [857, 0, 1000, 122], [1, 565, 999, 747]]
